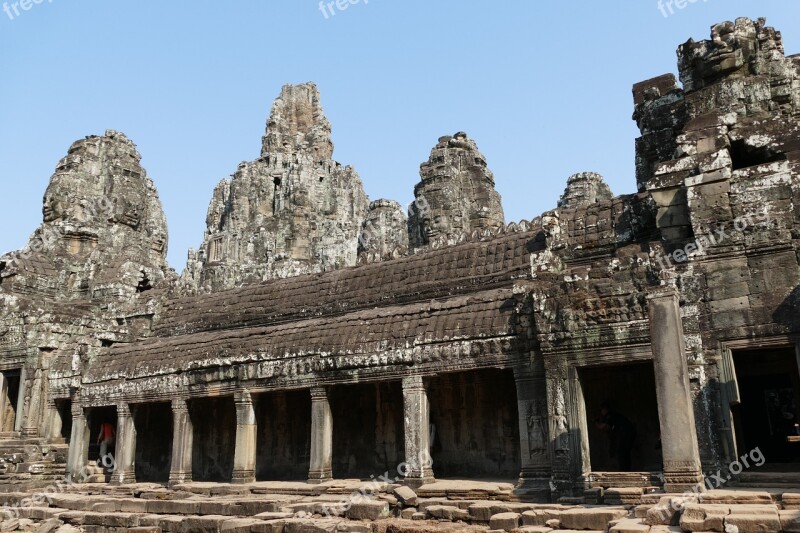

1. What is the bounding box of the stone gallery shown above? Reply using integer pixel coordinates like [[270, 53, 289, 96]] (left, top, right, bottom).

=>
[[0, 16, 799, 533]]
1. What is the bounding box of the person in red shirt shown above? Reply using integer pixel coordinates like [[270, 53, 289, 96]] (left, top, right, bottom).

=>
[[97, 421, 115, 463]]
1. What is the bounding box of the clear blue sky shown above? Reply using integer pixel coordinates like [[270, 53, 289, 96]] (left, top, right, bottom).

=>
[[2, 1, 799, 270]]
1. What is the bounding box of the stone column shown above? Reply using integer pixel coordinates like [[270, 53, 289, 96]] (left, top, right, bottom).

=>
[[514, 368, 551, 497], [21, 367, 43, 438], [111, 403, 136, 484], [0, 373, 8, 434], [168, 398, 193, 486], [401, 376, 434, 487], [14, 367, 26, 433], [648, 289, 704, 492], [44, 398, 63, 441], [232, 390, 257, 484], [66, 403, 90, 481], [308, 387, 333, 483]]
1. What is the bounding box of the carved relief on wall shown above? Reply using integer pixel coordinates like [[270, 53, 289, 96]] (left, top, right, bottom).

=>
[[526, 399, 548, 458], [552, 382, 571, 456]]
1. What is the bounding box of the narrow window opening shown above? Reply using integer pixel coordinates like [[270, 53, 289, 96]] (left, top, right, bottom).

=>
[[136, 270, 152, 293], [730, 139, 786, 171]]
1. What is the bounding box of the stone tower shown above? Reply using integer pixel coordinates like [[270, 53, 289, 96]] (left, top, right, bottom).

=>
[[1, 130, 171, 300], [184, 83, 370, 292], [557, 172, 614, 210], [358, 199, 409, 262], [408, 132, 505, 250]]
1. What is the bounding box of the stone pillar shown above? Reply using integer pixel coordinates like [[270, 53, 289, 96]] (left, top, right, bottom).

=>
[[544, 362, 577, 498], [21, 367, 43, 438], [111, 403, 136, 484], [44, 398, 63, 441], [14, 367, 26, 433], [514, 368, 551, 498], [308, 387, 333, 483], [168, 398, 193, 486], [232, 390, 257, 484], [66, 403, 90, 481], [648, 289, 704, 492], [401, 376, 434, 487], [0, 373, 8, 434]]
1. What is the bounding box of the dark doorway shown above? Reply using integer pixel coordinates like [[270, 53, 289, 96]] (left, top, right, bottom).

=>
[[427, 369, 520, 479], [55, 399, 72, 442], [580, 362, 662, 472], [1, 370, 21, 433], [0, 369, 22, 433], [189, 396, 235, 482], [87, 406, 117, 465], [133, 402, 173, 483], [330, 381, 404, 479], [255, 390, 311, 481], [732, 348, 800, 469]]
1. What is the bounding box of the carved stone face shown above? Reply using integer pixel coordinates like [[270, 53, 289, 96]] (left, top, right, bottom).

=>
[[409, 133, 504, 249], [711, 21, 736, 50], [679, 19, 759, 89], [421, 213, 449, 240], [43, 177, 95, 224]]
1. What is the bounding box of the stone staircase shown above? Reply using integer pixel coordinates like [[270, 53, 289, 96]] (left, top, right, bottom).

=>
[[730, 471, 800, 490], [0, 437, 68, 493], [0, 481, 798, 533]]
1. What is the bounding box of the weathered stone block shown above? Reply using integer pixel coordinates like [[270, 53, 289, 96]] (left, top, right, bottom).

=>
[[88, 502, 116, 513], [645, 497, 681, 526], [490, 512, 522, 531], [250, 520, 289, 533], [400, 507, 416, 519], [393, 486, 418, 506], [724, 505, 781, 533], [220, 518, 262, 532], [283, 518, 342, 532], [180, 515, 228, 533], [523, 510, 553, 526], [81, 511, 140, 528], [146, 499, 200, 515], [783, 494, 800, 510], [609, 518, 651, 533], [780, 510, 800, 533], [34, 518, 63, 533], [426, 505, 470, 521], [345, 500, 390, 521], [117, 499, 149, 513], [679, 504, 730, 532], [154, 515, 185, 533], [559, 507, 630, 531], [648, 526, 682, 533]]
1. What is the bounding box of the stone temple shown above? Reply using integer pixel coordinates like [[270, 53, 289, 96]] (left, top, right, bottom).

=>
[[0, 16, 799, 533]]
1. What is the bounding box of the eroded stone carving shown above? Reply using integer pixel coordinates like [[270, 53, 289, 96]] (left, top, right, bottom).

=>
[[183, 83, 370, 292], [408, 132, 504, 250], [358, 199, 409, 263], [557, 172, 614, 210]]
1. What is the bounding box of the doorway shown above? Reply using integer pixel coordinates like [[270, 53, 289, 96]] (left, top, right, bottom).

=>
[[1, 370, 22, 433], [133, 402, 173, 483], [329, 381, 404, 479], [732, 347, 800, 469], [579, 361, 663, 473], [189, 396, 236, 482], [255, 390, 311, 481], [427, 369, 520, 479]]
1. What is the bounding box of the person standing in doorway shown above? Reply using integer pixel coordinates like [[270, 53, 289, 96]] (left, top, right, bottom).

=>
[[595, 402, 637, 471], [97, 421, 115, 465]]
